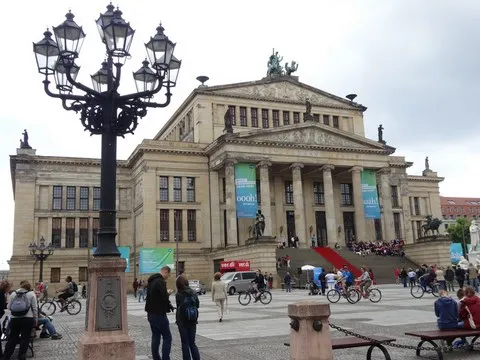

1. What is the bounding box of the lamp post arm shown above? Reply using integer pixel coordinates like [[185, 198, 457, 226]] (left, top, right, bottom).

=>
[[65, 66, 105, 99], [43, 80, 89, 101], [113, 64, 122, 93], [140, 92, 172, 108], [117, 75, 165, 101]]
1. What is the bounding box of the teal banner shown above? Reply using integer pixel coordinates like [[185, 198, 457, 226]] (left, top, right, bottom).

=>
[[139, 248, 175, 274], [235, 163, 258, 218], [361, 170, 381, 219], [92, 246, 130, 272]]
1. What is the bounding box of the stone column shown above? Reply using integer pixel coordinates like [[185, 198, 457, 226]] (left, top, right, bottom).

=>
[[209, 170, 222, 248], [288, 302, 333, 360], [258, 161, 272, 236], [379, 168, 395, 241], [142, 168, 157, 246], [274, 176, 285, 240], [350, 166, 366, 242], [291, 163, 307, 246], [321, 165, 337, 246], [225, 159, 238, 247]]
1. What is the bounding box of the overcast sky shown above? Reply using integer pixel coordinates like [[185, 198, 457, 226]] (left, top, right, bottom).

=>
[[0, 0, 478, 268]]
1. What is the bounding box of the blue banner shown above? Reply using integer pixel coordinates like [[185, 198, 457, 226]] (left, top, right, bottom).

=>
[[361, 170, 381, 219], [92, 246, 130, 272], [235, 163, 258, 218], [450, 243, 463, 264], [139, 248, 174, 274]]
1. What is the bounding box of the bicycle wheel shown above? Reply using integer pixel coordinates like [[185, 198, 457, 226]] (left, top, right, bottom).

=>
[[259, 291, 272, 305], [66, 299, 82, 315], [327, 289, 340, 303], [238, 292, 251, 306], [346, 288, 361, 304], [368, 288, 382, 303], [410, 285, 425, 299], [40, 301, 57, 316], [431, 284, 440, 297]]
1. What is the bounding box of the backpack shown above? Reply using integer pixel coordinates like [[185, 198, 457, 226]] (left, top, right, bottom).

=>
[[182, 294, 198, 323], [10, 291, 30, 317], [72, 282, 78, 293]]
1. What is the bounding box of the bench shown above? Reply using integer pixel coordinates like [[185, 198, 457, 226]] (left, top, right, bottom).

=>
[[405, 329, 480, 360], [284, 335, 396, 359]]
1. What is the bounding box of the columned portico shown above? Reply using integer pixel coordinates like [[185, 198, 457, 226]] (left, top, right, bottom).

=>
[[291, 163, 307, 245], [321, 164, 337, 246], [350, 166, 366, 241], [225, 159, 238, 247], [379, 168, 395, 241], [258, 161, 272, 236]]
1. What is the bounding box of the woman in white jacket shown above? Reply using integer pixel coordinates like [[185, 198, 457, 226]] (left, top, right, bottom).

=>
[[211, 272, 228, 322]]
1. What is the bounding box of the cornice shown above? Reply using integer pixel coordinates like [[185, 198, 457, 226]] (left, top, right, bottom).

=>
[[407, 175, 445, 183]]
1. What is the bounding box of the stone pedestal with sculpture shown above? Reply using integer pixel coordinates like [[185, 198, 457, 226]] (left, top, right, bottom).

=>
[[468, 220, 480, 268]]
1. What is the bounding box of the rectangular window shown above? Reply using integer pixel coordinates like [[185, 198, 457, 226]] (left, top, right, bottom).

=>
[[93, 187, 101, 211], [332, 116, 339, 128], [293, 112, 300, 124], [52, 218, 62, 248], [285, 181, 294, 205], [79, 267, 88, 282], [173, 177, 182, 202], [272, 110, 280, 127], [66, 218, 75, 248], [228, 105, 236, 125], [174, 210, 183, 241], [416, 220, 423, 239], [239, 106, 247, 126], [414, 197, 420, 215], [79, 218, 88, 248], [187, 210, 196, 242], [186, 177, 195, 202], [79, 187, 89, 210], [340, 183, 353, 206], [283, 111, 290, 125], [313, 182, 325, 205], [222, 177, 226, 203], [313, 114, 320, 122], [160, 209, 169, 241], [374, 218, 382, 240], [66, 186, 76, 210], [50, 268, 61, 283], [256, 180, 261, 204], [261, 109, 269, 128], [323, 115, 330, 126], [92, 218, 99, 247], [53, 186, 62, 210], [393, 213, 401, 239], [391, 186, 399, 208], [251, 108, 258, 127], [159, 176, 169, 201]]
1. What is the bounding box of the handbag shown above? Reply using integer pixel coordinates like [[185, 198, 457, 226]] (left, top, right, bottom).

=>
[[465, 305, 476, 329]]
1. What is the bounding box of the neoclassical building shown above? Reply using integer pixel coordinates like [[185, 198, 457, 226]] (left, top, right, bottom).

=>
[[9, 73, 444, 289]]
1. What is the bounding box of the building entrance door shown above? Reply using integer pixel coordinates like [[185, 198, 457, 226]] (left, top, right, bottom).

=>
[[343, 212, 355, 245], [286, 211, 296, 241], [213, 259, 223, 274], [315, 211, 328, 247]]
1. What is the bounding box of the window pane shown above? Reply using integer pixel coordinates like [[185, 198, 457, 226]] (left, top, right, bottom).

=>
[[53, 186, 62, 210], [52, 218, 62, 248], [160, 209, 169, 241], [174, 177, 182, 202], [240, 107, 247, 126], [50, 268, 61, 283], [323, 115, 330, 125], [272, 110, 279, 127], [313, 182, 325, 205], [283, 111, 290, 125], [262, 109, 269, 128], [293, 112, 300, 124], [92, 218, 99, 247], [187, 210, 196, 242], [80, 187, 89, 210], [160, 176, 169, 201], [174, 210, 183, 241], [93, 187, 101, 211], [251, 108, 258, 127], [228, 105, 236, 125], [285, 181, 293, 205], [333, 116, 339, 128], [187, 177, 195, 202]]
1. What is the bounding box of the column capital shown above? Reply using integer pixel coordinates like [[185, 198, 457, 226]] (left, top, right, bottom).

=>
[[377, 167, 391, 175], [257, 161, 272, 169], [320, 164, 335, 172], [349, 166, 363, 173], [224, 158, 238, 168], [290, 162, 304, 171]]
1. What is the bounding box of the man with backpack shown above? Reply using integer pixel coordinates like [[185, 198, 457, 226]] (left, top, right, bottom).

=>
[[3, 280, 38, 360], [56, 276, 76, 311]]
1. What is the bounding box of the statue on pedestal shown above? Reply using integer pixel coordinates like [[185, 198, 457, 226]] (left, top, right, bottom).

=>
[[304, 99, 313, 121], [425, 156, 430, 171], [253, 210, 265, 239], [377, 124, 386, 144], [458, 256, 470, 270], [20, 129, 32, 149], [285, 60, 298, 75], [267, 49, 284, 76], [470, 219, 480, 252], [223, 109, 233, 134]]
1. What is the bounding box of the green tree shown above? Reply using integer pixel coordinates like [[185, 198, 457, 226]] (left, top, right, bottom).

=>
[[447, 217, 471, 255]]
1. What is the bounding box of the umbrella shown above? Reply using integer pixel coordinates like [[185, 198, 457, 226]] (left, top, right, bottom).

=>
[[301, 265, 315, 288]]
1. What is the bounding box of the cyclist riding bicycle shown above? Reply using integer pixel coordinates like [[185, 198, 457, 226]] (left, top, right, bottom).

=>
[[56, 276, 75, 312], [419, 271, 436, 292], [356, 267, 372, 298], [250, 269, 265, 302]]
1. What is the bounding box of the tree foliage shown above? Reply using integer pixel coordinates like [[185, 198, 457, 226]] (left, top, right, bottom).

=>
[[447, 217, 471, 246]]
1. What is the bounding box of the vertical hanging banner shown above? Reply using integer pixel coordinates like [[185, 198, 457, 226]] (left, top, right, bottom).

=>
[[361, 170, 381, 219], [234, 163, 258, 218], [92, 246, 131, 272]]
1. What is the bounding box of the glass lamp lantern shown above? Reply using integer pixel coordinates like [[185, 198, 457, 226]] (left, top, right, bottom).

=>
[[102, 8, 135, 64], [53, 11, 86, 59], [91, 61, 111, 93], [54, 62, 80, 93], [133, 59, 157, 93], [145, 24, 175, 71], [96, 2, 115, 42], [164, 55, 181, 88], [33, 29, 60, 75]]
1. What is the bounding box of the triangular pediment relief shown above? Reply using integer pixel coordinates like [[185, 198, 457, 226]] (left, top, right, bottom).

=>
[[234, 124, 385, 150]]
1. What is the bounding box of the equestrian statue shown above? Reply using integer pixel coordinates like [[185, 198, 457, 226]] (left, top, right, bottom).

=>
[[422, 215, 442, 236]]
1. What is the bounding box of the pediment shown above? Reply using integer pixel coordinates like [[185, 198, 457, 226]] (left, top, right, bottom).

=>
[[235, 124, 385, 151]]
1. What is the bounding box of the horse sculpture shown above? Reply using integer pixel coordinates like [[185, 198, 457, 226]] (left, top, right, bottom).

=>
[[422, 215, 442, 236]]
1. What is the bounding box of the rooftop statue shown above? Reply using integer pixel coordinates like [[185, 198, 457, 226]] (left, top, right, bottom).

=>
[[267, 49, 284, 76], [223, 109, 233, 134], [285, 60, 298, 75], [20, 129, 32, 149]]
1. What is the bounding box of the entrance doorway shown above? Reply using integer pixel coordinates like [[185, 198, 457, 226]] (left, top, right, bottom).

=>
[[315, 211, 327, 247], [343, 212, 355, 245], [286, 211, 296, 240]]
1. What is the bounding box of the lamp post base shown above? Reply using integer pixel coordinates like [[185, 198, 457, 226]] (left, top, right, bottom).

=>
[[77, 257, 135, 360]]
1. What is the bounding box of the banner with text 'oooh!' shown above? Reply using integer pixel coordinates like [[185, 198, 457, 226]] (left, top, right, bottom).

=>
[[235, 163, 258, 218], [361, 170, 381, 219], [139, 248, 174, 274]]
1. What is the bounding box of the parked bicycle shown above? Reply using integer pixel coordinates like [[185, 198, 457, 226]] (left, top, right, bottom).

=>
[[410, 276, 439, 299], [349, 280, 382, 303], [40, 294, 82, 316], [326, 283, 360, 304], [238, 285, 272, 305]]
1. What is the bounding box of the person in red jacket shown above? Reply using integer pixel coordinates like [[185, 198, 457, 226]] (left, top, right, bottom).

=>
[[394, 268, 400, 285], [459, 286, 480, 329]]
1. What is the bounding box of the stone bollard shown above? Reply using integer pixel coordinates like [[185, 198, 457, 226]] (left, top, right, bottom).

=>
[[288, 301, 333, 360]]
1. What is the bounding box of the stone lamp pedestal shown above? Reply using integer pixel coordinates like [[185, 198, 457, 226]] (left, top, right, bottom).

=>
[[78, 257, 135, 360]]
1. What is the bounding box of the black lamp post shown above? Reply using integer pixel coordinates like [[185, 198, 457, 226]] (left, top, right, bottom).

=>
[[29, 236, 55, 283], [33, 5, 181, 258]]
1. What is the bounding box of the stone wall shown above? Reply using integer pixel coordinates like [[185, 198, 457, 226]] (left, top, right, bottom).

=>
[[404, 236, 451, 267]]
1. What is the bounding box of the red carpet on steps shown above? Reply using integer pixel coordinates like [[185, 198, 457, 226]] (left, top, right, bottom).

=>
[[313, 247, 362, 278]]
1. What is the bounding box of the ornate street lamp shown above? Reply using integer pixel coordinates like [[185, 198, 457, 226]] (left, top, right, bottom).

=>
[[29, 236, 55, 283], [33, 5, 181, 357]]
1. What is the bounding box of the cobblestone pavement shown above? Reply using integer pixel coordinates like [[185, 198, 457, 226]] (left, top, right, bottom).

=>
[[20, 285, 480, 359]]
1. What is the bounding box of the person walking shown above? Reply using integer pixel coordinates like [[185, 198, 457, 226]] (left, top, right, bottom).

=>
[[145, 266, 175, 360], [0, 280, 12, 358], [133, 278, 139, 299], [3, 280, 38, 360], [175, 275, 200, 360], [284, 272, 292, 292], [400, 268, 408, 288], [394, 268, 400, 285], [436, 266, 446, 290], [455, 266, 466, 289], [211, 272, 228, 322], [445, 266, 455, 292], [138, 280, 146, 302]]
